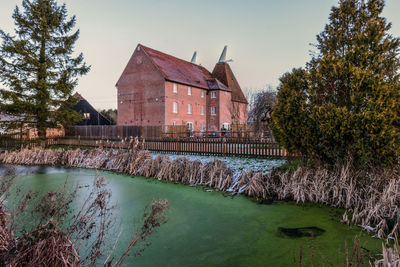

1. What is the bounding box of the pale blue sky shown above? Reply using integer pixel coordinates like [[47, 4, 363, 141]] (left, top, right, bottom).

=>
[[1, 0, 399, 109]]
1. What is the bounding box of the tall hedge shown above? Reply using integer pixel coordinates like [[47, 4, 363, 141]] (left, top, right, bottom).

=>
[[272, 0, 400, 165]]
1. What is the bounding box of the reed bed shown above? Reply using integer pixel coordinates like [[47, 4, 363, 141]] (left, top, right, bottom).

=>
[[1, 148, 399, 240]]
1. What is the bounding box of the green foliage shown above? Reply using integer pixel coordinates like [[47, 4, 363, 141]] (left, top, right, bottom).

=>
[[274, 159, 306, 173], [272, 0, 400, 165], [99, 109, 117, 125], [0, 0, 90, 137]]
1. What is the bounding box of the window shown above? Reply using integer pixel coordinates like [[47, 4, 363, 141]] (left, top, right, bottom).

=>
[[173, 102, 178, 113], [211, 106, 216, 115], [83, 113, 90, 119], [201, 122, 205, 131], [187, 104, 192, 114], [172, 121, 178, 126], [188, 87, 192, 96], [173, 83, 178, 93], [187, 122, 193, 131], [201, 90, 205, 98], [201, 106, 205, 115], [211, 91, 217, 98], [222, 123, 231, 131]]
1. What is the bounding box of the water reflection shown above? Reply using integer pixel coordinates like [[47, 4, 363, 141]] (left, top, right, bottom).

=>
[[0, 164, 80, 176]]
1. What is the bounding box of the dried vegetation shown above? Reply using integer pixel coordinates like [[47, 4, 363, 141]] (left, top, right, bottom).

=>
[[0, 165, 168, 266]]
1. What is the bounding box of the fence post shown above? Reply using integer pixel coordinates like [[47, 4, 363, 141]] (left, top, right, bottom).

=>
[[78, 135, 81, 148], [222, 137, 226, 157], [177, 137, 181, 155], [100, 137, 104, 150]]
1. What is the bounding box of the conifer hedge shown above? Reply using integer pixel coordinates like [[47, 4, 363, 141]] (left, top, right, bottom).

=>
[[272, 0, 400, 165]]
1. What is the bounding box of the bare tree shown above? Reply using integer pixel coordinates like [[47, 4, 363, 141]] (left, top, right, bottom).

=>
[[248, 90, 277, 134], [228, 102, 242, 126]]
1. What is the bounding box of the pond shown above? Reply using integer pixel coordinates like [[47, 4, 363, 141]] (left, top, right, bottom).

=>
[[2, 165, 381, 266]]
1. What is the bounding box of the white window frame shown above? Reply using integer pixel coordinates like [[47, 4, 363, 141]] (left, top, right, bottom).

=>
[[187, 104, 192, 114], [201, 106, 205, 115], [83, 113, 90, 119], [201, 90, 205, 98], [222, 123, 231, 131], [188, 87, 192, 96], [211, 91, 217, 98], [173, 83, 178, 93], [187, 122, 193, 131], [173, 102, 178, 113], [172, 121, 178, 126], [201, 122, 205, 131], [211, 106, 216, 116]]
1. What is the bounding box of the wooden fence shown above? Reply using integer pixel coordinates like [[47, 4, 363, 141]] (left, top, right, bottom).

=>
[[163, 125, 188, 138], [0, 134, 44, 150], [46, 137, 291, 159], [144, 138, 287, 158], [65, 124, 277, 141], [66, 125, 162, 139]]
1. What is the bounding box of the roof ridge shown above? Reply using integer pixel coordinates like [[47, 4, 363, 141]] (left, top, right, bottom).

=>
[[140, 44, 210, 73], [140, 44, 169, 79], [138, 43, 213, 90]]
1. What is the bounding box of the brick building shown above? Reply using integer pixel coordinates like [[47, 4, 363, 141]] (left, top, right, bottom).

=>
[[116, 44, 248, 131]]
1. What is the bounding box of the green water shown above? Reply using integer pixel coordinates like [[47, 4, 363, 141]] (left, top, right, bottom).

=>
[[4, 166, 381, 266]]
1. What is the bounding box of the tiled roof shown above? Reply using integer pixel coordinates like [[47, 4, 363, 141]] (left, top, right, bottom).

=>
[[206, 78, 231, 91], [141, 44, 213, 90], [212, 63, 248, 104], [138, 44, 248, 104]]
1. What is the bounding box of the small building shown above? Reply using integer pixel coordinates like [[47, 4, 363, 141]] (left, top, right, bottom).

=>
[[72, 93, 112, 126], [0, 113, 64, 139], [116, 44, 248, 131]]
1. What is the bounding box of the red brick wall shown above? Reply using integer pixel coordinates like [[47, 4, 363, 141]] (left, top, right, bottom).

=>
[[219, 90, 232, 128], [116, 45, 248, 131], [232, 101, 248, 124], [117, 46, 165, 126], [165, 81, 207, 131], [27, 126, 65, 139], [207, 90, 219, 131]]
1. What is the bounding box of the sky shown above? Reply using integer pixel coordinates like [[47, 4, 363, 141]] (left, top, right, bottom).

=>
[[0, 0, 400, 109]]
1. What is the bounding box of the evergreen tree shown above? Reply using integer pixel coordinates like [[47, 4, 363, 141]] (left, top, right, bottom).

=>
[[0, 0, 89, 137], [272, 0, 400, 165]]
